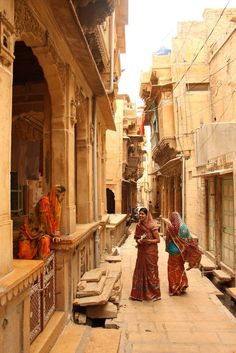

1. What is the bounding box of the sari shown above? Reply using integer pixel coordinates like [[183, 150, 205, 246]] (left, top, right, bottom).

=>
[[130, 213, 161, 301], [18, 185, 63, 259], [166, 212, 202, 295]]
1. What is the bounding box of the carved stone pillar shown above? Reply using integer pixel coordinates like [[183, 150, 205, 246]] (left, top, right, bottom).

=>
[[0, 8, 14, 276], [43, 86, 52, 194], [75, 96, 93, 223]]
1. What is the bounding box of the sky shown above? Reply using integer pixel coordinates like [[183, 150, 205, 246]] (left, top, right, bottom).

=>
[[118, 0, 236, 106]]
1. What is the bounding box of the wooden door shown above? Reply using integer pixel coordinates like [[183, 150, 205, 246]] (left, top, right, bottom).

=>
[[221, 176, 234, 268], [207, 179, 216, 253]]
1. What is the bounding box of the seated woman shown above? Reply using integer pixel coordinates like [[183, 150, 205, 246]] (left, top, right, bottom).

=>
[[18, 184, 66, 259]]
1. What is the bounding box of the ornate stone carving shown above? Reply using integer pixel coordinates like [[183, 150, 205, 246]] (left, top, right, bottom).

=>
[[70, 86, 88, 126], [77, 0, 116, 29], [0, 12, 15, 67], [14, 1, 66, 90], [84, 26, 109, 72], [15, 0, 46, 44], [70, 98, 79, 126], [46, 38, 67, 89]]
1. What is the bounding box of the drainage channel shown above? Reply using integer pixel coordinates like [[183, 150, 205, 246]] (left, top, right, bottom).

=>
[[205, 273, 236, 317]]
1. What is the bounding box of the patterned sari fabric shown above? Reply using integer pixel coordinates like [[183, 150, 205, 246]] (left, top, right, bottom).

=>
[[130, 213, 161, 301], [168, 253, 188, 295], [18, 185, 62, 260], [166, 212, 202, 295]]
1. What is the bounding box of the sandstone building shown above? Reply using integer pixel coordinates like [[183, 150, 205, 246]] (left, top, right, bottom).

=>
[[106, 94, 145, 215], [140, 9, 236, 284], [0, 1, 128, 352]]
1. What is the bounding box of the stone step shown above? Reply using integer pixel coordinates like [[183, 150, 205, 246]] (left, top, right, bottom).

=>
[[83, 328, 121, 353], [77, 275, 106, 298], [30, 311, 65, 353], [213, 269, 232, 282], [81, 268, 106, 282], [49, 323, 87, 353], [105, 255, 122, 263], [73, 272, 120, 306], [86, 302, 118, 319], [49, 324, 120, 353], [226, 287, 236, 300], [200, 255, 216, 271]]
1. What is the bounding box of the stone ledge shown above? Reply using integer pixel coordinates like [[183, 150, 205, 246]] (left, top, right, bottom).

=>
[[226, 287, 236, 301], [200, 255, 216, 271], [213, 269, 232, 282], [107, 214, 128, 227], [52, 222, 100, 251], [0, 259, 43, 306]]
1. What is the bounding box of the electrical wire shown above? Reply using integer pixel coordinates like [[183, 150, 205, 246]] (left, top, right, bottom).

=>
[[173, 0, 231, 91], [143, 55, 236, 115]]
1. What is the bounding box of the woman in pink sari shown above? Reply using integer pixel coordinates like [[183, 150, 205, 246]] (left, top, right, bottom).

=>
[[130, 208, 161, 301], [166, 211, 202, 296]]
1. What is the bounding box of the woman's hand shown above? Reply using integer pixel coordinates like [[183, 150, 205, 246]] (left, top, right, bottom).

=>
[[52, 236, 61, 243], [143, 239, 159, 244]]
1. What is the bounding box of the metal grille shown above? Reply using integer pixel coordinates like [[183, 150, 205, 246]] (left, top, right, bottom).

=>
[[43, 252, 55, 326], [30, 279, 42, 343], [30, 251, 56, 343]]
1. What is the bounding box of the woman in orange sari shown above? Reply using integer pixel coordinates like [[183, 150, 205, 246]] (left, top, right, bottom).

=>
[[18, 185, 66, 259], [130, 208, 161, 301], [166, 211, 202, 296]]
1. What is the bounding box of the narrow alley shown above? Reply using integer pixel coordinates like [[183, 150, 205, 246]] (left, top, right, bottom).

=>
[[117, 225, 236, 353]]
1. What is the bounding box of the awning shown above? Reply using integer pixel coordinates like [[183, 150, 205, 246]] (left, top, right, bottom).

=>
[[148, 156, 182, 176], [193, 168, 233, 178]]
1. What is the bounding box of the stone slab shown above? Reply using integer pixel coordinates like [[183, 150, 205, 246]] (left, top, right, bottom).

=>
[[49, 323, 87, 353], [83, 328, 121, 353], [213, 269, 231, 281], [105, 319, 121, 329], [105, 255, 122, 263], [200, 255, 216, 270], [74, 312, 87, 324], [74, 273, 119, 306], [81, 268, 105, 282], [226, 287, 236, 300], [86, 302, 118, 319], [77, 276, 106, 297]]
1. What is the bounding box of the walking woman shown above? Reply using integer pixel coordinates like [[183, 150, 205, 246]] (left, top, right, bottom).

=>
[[166, 211, 202, 296], [130, 207, 161, 301]]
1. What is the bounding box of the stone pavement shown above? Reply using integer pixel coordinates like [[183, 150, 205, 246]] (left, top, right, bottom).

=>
[[117, 225, 236, 353]]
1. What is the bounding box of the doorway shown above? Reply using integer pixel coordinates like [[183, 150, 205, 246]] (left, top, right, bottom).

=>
[[221, 176, 234, 268]]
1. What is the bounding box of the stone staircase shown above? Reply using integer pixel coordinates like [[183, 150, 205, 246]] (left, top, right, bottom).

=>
[[49, 323, 121, 353], [49, 258, 123, 353]]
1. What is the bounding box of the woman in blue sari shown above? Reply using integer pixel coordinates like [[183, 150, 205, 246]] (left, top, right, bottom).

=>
[[166, 212, 201, 296]]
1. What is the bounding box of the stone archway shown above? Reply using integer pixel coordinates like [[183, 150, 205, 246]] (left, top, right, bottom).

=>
[[14, 0, 76, 234], [14, 0, 66, 184]]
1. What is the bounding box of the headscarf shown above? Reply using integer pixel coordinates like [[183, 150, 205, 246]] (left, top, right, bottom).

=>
[[166, 211, 202, 268], [169, 212, 182, 234], [135, 209, 158, 239]]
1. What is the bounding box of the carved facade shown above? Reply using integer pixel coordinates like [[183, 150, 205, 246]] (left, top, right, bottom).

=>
[[0, 0, 128, 352], [106, 94, 144, 214], [140, 9, 236, 283]]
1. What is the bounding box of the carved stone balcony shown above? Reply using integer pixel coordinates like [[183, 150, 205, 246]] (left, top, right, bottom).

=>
[[76, 0, 116, 28], [152, 137, 178, 167]]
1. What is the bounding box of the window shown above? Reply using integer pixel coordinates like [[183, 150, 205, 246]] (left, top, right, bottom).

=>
[[186, 83, 209, 92]]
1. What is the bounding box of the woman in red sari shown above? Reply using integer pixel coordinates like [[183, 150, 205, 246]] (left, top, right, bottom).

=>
[[18, 185, 66, 259], [130, 208, 161, 301], [166, 211, 202, 296]]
